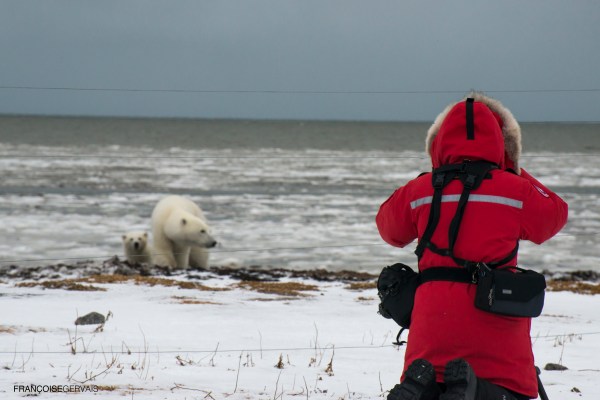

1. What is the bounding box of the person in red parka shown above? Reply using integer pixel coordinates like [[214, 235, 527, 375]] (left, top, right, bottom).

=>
[[376, 93, 568, 400]]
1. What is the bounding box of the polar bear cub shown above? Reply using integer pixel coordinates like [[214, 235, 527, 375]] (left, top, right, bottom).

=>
[[151, 195, 217, 269], [122, 231, 153, 264]]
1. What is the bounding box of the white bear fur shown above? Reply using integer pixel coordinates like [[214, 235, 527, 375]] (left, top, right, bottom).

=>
[[151, 195, 216, 269], [122, 231, 153, 264]]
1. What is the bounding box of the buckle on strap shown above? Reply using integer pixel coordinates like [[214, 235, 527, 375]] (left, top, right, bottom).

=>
[[464, 174, 476, 188], [433, 173, 445, 188], [467, 262, 491, 284]]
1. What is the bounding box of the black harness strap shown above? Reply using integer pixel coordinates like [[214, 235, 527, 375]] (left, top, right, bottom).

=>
[[448, 179, 472, 253], [414, 163, 464, 259], [414, 160, 519, 270], [420, 267, 473, 284], [414, 174, 443, 259], [466, 97, 475, 140]]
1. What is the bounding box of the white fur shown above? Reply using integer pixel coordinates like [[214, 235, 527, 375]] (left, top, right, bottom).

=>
[[425, 91, 522, 173], [122, 231, 153, 264], [151, 195, 216, 269]]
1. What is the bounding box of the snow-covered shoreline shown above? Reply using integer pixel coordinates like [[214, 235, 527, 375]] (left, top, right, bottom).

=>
[[0, 265, 599, 399]]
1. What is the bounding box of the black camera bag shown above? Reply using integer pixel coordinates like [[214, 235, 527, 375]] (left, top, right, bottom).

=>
[[474, 266, 546, 317], [377, 263, 420, 329]]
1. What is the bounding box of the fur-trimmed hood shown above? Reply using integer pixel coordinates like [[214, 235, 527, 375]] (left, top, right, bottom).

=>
[[425, 92, 522, 173]]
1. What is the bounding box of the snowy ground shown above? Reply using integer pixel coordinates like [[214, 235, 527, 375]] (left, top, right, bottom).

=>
[[0, 271, 598, 399]]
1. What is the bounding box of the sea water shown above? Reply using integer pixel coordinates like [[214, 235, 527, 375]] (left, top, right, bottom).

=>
[[0, 116, 598, 272]]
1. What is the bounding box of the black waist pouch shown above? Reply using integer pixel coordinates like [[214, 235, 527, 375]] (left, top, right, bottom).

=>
[[377, 263, 420, 329], [474, 267, 546, 318]]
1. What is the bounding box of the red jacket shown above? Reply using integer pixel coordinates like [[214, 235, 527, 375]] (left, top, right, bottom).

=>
[[376, 94, 568, 398]]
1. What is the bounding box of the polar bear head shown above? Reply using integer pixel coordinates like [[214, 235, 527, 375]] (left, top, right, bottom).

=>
[[163, 209, 217, 248], [122, 231, 149, 252]]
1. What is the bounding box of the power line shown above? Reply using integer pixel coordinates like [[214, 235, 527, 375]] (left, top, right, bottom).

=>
[[0, 153, 599, 160], [2, 86, 600, 95], [211, 243, 388, 253], [2, 331, 600, 355], [0, 232, 597, 265], [0, 344, 390, 355], [555, 232, 600, 238], [0, 154, 426, 160], [0, 242, 389, 265]]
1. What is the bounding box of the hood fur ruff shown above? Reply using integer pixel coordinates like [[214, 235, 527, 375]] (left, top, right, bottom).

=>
[[426, 92, 522, 173]]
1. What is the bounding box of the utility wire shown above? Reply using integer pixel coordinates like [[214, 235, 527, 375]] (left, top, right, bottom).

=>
[[2, 86, 600, 95], [0, 243, 389, 265], [2, 331, 600, 355], [0, 232, 597, 265], [0, 153, 599, 160], [0, 344, 390, 355], [0, 154, 427, 160]]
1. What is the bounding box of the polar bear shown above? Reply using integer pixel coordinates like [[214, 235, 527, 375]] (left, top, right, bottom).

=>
[[151, 195, 217, 269], [122, 231, 153, 264]]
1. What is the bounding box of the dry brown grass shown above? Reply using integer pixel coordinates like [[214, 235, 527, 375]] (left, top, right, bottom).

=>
[[346, 281, 376, 291], [542, 314, 573, 319], [547, 280, 600, 295], [248, 297, 300, 302], [0, 325, 16, 334], [86, 274, 228, 291], [237, 281, 319, 297], [82, 275, 131, 284], [16, 274, 229, 292], [16, 279, 106, 291], [356, 296, 376, 302], [96, 385, 118, 392], [171, 296, 222, 305], [0, 325, 47, 334]]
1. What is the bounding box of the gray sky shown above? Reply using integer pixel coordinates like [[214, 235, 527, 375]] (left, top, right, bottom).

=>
[[0, 1, 599, 121]]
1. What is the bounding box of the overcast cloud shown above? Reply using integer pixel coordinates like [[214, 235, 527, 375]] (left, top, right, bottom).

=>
[[0, 0, 598, 121]]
